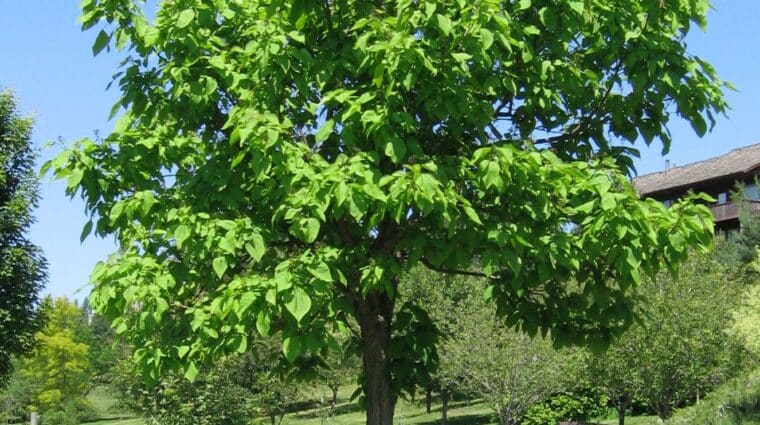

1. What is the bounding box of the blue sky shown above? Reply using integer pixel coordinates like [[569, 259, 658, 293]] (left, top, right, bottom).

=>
[[0, 0, 758, 300]]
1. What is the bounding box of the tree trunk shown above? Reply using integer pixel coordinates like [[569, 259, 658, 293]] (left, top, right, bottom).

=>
[[425, 385, 433, 414], [655, 396, 671, 420], [331, 385, 339, 410], [356, 289, 396, 425], [440, 390, 449, 425], [616, 394, 631, 425]]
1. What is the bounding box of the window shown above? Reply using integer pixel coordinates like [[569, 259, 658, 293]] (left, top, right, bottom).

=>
[[746, 184, 759, 201], [718, 192, 728, 204]]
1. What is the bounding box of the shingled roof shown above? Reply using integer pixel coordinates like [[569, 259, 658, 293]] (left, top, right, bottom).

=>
[[633, 143, 760, 197]]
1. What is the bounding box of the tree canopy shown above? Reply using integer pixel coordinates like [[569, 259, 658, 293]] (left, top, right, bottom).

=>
[[590, 252, 746, 424], [23, 297, 92, 413], [0, 90, 47, 387], [48, 1, 727, 423]]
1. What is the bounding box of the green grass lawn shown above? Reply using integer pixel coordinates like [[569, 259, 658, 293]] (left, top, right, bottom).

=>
[[598, 416, 659, 425], [77, 384, 758, 425], [81, 419, 145, 425], [80, 386, 143, 425], [257, 397, 497, 425], [76, 384, 665, 425]]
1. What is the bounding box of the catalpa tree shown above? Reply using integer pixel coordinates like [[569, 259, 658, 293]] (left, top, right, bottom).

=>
[[48, 0, 726, 423]]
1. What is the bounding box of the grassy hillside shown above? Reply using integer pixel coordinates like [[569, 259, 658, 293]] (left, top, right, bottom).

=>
[[265, 398, 495, 425], [77, 382, 760, 425], [80, 386, 142, 425]]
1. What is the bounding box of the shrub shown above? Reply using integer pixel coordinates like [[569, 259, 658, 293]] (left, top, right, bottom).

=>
[[116, 355, 256, 425], [668, 369, 760, 425], [523, 388, 609, 425], [41, 409, 77, 425], [40, 399, 94, 425]]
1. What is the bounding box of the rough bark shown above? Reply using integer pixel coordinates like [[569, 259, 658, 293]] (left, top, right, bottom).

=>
[[441, 390, 449, 425], [425, 385, 433, 414], [356, 289, 396, 425], [615, 394, 631, 425]]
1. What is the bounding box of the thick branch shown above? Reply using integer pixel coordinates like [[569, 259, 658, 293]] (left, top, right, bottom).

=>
[[420, 257, 495, 280]]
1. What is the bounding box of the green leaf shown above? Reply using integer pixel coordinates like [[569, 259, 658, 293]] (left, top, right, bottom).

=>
[[302, 218, 320, 243], [452, 52, 472, 63], [349, 192, 367, 221], [67, 169, 84, 190], [309, 262, 332, 282], [363, 183, 387, 201], [204, 77, 218, 97], [690, 115, 707, 137], [285, 287, 312, 322], [245, 233, 266, 262], [424, 2, 436, 19], [480, 28, 494, 50], [462, 205, 483, 225], [176, 345, 190, 359], [213, 257, 228, 278], [177, 9, 195, 28], [629, 264, 642, 285], [575, 200, 596, 214], [483, 285, 495, 301], [288, 30, 305, 44], [115, 321, 128, 335], [80, 221, 93, 242], [568, 1, 584, 15], [231, 151, 246, 169], [315, 119, 335, 143], [184, 361, 199, 382], [523, 25, 540, 36], [256, 311, 271, 336], [601, 193, 616, 210], [217, 220, 236, 230], [175, 225, 191, 247], [239, 292, 255, 312], [384, 138, 407, 163], [669, 233, 686, 253], [436, 14, 452, 36], [234, 335, 248, 353], [283, 336, 302, 363], [219, 234, 236, 254], [484, 160, 502, 190], [517, 0, 532, 11], [143, 27, 160, 46], [92, 30, 110, 56], [141, 191, 156, 215], [204, 327, 219, 339]]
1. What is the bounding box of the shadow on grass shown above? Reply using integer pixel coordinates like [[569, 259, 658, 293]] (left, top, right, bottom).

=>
[[80, 417, 141, 425], [290, 396, 494, 424], [300, 401, 365, 419], [413, 413, 494, 425]]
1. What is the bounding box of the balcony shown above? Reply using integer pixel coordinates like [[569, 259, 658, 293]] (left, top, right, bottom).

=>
[[709, 200, 760, 222]]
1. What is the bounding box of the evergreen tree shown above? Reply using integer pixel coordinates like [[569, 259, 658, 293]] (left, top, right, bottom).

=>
[[0, 90, 47, 387], [728, 180, 760, 264]]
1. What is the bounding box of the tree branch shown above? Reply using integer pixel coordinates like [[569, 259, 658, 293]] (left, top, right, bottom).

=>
[[420, 257, 494, 280]]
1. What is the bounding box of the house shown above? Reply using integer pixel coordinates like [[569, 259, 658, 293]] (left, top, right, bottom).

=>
[[632, 143, 760, 233]]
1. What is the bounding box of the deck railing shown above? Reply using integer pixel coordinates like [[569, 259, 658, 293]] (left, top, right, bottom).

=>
[[710, 200, 760, 222]]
